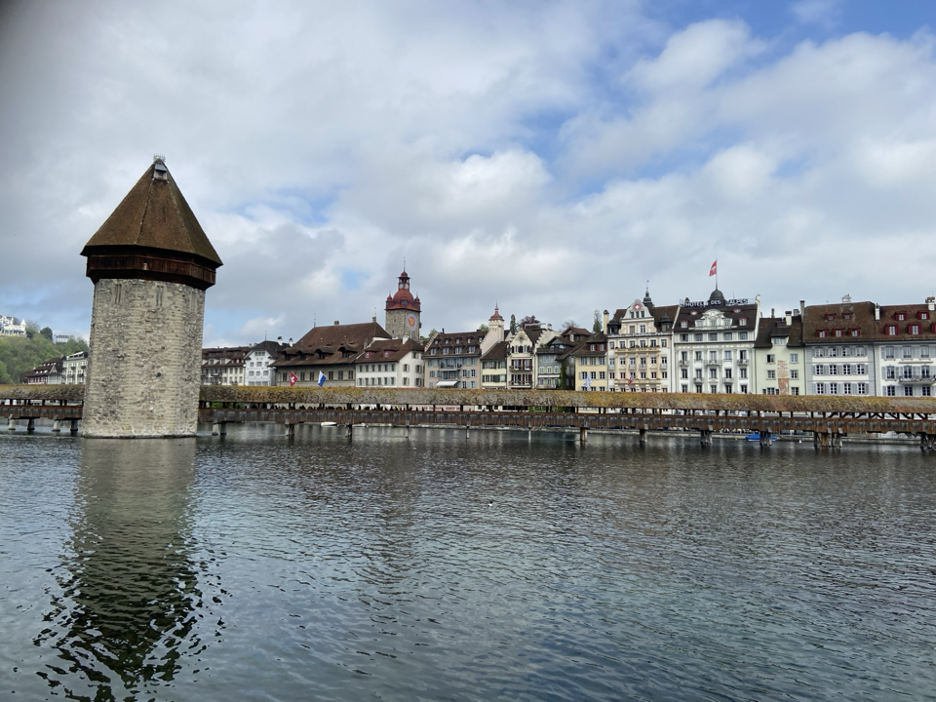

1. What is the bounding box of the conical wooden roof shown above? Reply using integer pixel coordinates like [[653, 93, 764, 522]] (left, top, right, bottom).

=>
[[81, 159, 222, 266]]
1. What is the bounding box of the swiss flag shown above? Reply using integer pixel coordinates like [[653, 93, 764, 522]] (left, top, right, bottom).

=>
[[709, 260, 717, 277], [289, 372, 298, 387]]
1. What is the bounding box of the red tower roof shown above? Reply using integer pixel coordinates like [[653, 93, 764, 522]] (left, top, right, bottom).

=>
[[386, 269, 421, 312]]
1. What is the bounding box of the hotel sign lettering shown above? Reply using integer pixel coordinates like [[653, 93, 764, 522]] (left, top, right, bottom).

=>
[[684, 298, 749, 308]]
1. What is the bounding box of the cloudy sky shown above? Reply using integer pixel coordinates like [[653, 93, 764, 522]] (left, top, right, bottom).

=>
[[2, 0, 935, 345]]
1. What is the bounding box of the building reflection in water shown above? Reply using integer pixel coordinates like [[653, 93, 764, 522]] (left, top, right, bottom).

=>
[[36, 439, 220, 700]]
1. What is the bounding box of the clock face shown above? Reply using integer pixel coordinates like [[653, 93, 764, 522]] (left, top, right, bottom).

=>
[[407, 314, 417, 328]]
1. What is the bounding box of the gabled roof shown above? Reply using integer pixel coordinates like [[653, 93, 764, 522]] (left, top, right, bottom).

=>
[[425, 329, 487, 357], [876, 303, 936, 341], [802, 301, 876, 343], [354, 337, 424, 364], [81, 159, 222, 266], [273, 321, 390, 369], [755, 316, 804, 349], [293, 321, 389, 350], [248, 340, 287, 357], [481, 340, 509, 361]]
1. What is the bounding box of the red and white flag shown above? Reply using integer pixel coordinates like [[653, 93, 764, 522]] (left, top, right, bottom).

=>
[[709, 260, 717, 277], [289, 372, 298, 387]]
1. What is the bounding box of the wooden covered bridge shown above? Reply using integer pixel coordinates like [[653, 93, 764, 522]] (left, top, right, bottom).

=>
[[6, 385, 936, 450]]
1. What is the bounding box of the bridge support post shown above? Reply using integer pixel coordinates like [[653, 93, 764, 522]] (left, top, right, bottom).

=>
[[7, 416, 15, 431], [759, 430, 772, 447], [639, 428, 647, 445], [285, 422, 295, 438], [580, 427, 588, 444], [406, 420, 410, 438], [346, 423, 353, 441], [700, 429, 713, 447], [70, 419, 79, 434], [52, 419, 61, 433], [27, 418, 35, 433], [212, 422, 227, 436], [921, 432, 936, 453]]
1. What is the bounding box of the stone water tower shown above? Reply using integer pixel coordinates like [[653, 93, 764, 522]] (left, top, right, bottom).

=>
[[80, 157, 222, 437]]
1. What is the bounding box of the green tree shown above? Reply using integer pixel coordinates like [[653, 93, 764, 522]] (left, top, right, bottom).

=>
[[40, 326, 53, 341], [509, 314, 518, 335], [477, 324, 489, 332], [592, 309, 602, 333]]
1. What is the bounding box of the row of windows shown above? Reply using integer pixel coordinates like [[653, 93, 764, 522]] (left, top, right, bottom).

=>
[[680, 384, 750, 393], [612, 371, 667, 380], [884, 385, 932, 396], [680, 350, 749, 362], [281, 370, 353, 382], [881, 346, 932, 359], [427, 358, 478, 368], [883, 366, 931, 380], [679, 331, 749, 342], [428, 369, 478, 378], [814, 383, 870, 395], [812, 346, 867, 358], [813, 364, 868, 375], [609, 339, 668, 348]]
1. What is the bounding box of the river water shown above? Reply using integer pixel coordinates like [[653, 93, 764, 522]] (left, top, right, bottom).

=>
[[1, 425, 935, 701]]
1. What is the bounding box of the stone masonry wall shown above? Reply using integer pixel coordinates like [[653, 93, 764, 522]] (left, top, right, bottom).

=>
[[385, 308, 419, 342], [83, 278, 205, 437]]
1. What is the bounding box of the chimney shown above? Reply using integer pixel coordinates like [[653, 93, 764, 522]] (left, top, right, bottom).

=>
[[771, 308, 775, 318], [874, 304, 880, 321], [799, 300, 805, 317], [785, 311, 792, 325], [334, 320, 339, 325], [602, 310, 609, 334], [927, 296, 935, 311]]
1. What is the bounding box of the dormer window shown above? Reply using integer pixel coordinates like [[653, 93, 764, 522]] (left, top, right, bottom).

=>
[[834, 329, 843, 337], [739, 318, 747, 326], [826, 314, 836, 322], [895, 312, 907, 321], [843, 312, 853, 321], [920, 311, 929, 320], [885, 325, 897, 336], [910, 324, 920, 335], [850, 329, 860, 337], [818, 329, 827, 338]]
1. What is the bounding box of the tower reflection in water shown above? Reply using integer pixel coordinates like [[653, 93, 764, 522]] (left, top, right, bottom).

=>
[[36, 439, 221, 700]]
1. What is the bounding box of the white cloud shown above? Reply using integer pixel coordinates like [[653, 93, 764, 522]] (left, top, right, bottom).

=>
[[3, 2, 936, 346], [627, 20, 763, 93], [791, 0, 846, 28]]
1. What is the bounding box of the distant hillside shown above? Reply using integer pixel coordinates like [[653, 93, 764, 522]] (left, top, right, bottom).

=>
[[0, 335, 89, 384]]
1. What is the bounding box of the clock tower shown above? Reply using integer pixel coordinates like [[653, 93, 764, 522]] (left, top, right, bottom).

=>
[[384, 269, 421, 341]]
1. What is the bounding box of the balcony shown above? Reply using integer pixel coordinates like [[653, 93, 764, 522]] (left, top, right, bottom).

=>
[[705, 359, 721, 367], [737, 358, 749, 366], [678, 359, 689, 367], [898, 375, 935, 385]]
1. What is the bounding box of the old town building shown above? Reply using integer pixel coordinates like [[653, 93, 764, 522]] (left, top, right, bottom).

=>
[[62, 351, 89, 385], [802, 297, 876, 397], [273, 321, 390, 387], [672, 288, 760, 394], [201, 347, 250, 386], [560, 332, 609, 391], [354, 337, 425, 388], [872, 299, 936, 398], [606, 290, 678, 392], [754, 311, 805, 396], [481, 341, 509, 389]]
